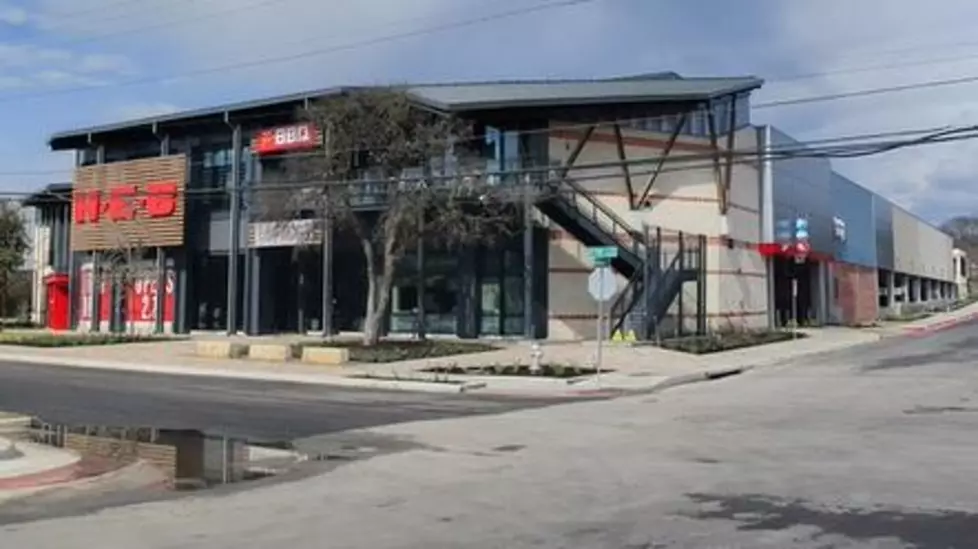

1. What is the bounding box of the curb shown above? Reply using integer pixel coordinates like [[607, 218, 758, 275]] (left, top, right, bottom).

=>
[[0, 352, 752, 399], [0, 460, 81, 491], [643, 366, 754, 394], [0, 353, 473, 395], [903, 311, 978, 338]]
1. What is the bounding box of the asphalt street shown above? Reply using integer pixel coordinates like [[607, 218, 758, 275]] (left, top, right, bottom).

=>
[[3, 323, 978, 548], [0, 362, 568, 442]]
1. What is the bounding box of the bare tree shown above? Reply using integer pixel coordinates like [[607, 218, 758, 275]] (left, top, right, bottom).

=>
[[281, 89, 522, 346], [101, 233, 152, 334]]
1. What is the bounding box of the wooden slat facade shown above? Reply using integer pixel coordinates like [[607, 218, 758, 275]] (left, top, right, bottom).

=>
[[71, 155, 188, 252]]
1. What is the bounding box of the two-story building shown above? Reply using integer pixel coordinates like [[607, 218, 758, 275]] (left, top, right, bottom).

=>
[[29, 72, 960, 340]]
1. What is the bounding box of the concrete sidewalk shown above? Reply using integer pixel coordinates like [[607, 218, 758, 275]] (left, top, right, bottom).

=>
[[0, 324, 889, 397], [869, 301, 978, 338]]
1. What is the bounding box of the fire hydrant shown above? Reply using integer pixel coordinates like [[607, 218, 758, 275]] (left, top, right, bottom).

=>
[[529, 342, 543, 375]]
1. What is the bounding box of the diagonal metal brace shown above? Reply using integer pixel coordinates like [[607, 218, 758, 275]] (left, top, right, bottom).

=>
[[558, 124, 596, 182], [636, 112, 687, 209], [612, 124, 634, 207]]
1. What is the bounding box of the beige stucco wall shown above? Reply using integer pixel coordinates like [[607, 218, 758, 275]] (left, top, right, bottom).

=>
[[544, 122, 768, 339], [892, 205, 954, 282]]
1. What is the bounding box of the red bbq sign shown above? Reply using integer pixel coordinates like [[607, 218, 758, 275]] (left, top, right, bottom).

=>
[[251, 123, 322, 156]]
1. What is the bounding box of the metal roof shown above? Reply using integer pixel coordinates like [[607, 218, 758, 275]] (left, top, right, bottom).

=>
[[49, 74, 762, 149], [405, 76, 761, 111], [23, 182, 72, 207]]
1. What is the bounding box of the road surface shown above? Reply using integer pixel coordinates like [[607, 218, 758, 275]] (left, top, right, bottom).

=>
[[0, 362, 567, 442], [2, 323, 978, 547]]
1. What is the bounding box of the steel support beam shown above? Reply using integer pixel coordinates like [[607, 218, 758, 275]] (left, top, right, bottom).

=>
[[523, 181, 535, 339], [706, 105, 726, 214], [321, 208, 333, 338], [636, 113, 687, 209], [558, 125, 596, 181], [612, 124, 634, 207], [226, 122, 242, 336], [154, 133, 170, 334], [415, 213, 427, 340], [722, 96, 738, 215]]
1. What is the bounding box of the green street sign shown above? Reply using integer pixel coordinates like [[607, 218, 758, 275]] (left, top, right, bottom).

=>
[[588, 247, 618, 264]]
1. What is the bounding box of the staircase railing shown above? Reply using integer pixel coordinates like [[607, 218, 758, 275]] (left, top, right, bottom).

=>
[[550, 175, 648, 259]]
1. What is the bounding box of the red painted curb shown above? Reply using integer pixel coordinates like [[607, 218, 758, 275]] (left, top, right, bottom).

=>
[[0, 456, 121, 491], [904, 312, 978, 338], [0, 462, 79, 490]]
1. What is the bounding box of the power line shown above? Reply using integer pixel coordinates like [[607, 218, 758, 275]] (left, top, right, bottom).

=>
[[754, 74, 978, 109], [42, 0, 295, 49], [0, 115, 954, 177], [36, 0, 163, 21], [0, 0, 600, 104], [10, 123, 978, 201], [767, 51, 978, 85]]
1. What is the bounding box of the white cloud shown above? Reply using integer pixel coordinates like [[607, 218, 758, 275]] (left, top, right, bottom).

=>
[[0, 4, 27, 26], [758, 0, 978, 221], [32, 69, 106, 88], [76, 53, 133, 74]]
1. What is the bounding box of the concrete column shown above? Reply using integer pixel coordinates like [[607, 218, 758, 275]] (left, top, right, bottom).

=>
[[886, 270, 895, 310]]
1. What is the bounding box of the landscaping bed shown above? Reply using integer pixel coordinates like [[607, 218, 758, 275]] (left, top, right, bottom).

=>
[[0, 333, 177, 347], [658, 330, 803, 355], [293, 339, 497, 363], [421, 364, 603, 379]]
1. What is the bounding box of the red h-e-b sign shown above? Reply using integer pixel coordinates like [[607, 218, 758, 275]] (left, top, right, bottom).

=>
[[74, 181, 178, 225], [251, 123, 322, 156]]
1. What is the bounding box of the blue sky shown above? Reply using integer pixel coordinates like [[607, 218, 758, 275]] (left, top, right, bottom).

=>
[[2, 0, 978, 223]]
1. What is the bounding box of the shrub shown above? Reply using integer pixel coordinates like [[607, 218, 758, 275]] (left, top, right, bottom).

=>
[[659, 330, 801, 355], [0, 333, 176, 348]]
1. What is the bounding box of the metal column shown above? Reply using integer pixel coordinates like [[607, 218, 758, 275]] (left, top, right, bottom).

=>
[[523, 177, 534, 339], [155, 134, 170, 334], [321, 208, 333, 338], [415, 219, 427, 340], [696, 235, 707, 336], [226, 123, 242, 335], [87, 144, 105, 332]]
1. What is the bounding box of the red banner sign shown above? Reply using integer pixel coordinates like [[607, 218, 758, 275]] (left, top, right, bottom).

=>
[[251, 123, 322, 156], [73, 181, 179, 225], [78, 264, 176, 326]]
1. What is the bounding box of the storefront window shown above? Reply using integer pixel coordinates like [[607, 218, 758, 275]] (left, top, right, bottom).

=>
[[390, 253, 459, 335], [478, 243, 524, 336]]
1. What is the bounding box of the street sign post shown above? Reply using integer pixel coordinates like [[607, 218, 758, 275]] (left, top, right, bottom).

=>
[[588, 266, 617, 384], [588, 246, 618, 266]]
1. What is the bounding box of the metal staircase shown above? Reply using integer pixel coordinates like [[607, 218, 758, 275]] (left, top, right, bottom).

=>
[[536, 177, 706, 341]]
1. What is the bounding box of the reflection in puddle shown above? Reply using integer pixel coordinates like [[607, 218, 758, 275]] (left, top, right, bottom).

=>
[[17, 418, 304, 490]]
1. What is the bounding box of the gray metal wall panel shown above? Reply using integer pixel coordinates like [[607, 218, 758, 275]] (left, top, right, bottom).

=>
[[769, 128, 834, 255], [873, 195, 894, 270]]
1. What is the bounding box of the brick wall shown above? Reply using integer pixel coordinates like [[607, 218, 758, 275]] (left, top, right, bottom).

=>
[[65, 433, 177, 480], [835, 262, 879, 326]]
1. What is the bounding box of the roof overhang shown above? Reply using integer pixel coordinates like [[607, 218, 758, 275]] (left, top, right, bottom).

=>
[[48, 75, 764, 151]]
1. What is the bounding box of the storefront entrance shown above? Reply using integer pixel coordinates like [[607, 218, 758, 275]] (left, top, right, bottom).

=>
[[773, 256, 823, 328]]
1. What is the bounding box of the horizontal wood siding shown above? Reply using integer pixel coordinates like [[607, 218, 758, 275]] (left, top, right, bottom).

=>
[[71, 155, 188, 251]]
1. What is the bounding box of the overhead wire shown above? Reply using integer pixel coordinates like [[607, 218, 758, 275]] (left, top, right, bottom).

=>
[[11, 123, 978, 205], [0, 0, 601, 104]]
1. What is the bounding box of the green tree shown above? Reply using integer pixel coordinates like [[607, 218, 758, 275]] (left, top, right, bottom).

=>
[[0, 201, 29, 323], [283, 89, 518, 345]]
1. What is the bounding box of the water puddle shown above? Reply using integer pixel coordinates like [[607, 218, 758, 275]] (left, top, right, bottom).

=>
[[6, 417, 305, 491]]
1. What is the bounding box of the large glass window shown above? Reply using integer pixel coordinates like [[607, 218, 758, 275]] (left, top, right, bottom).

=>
[[390, 253, 460, 335], [478, 243, 524, 336]]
